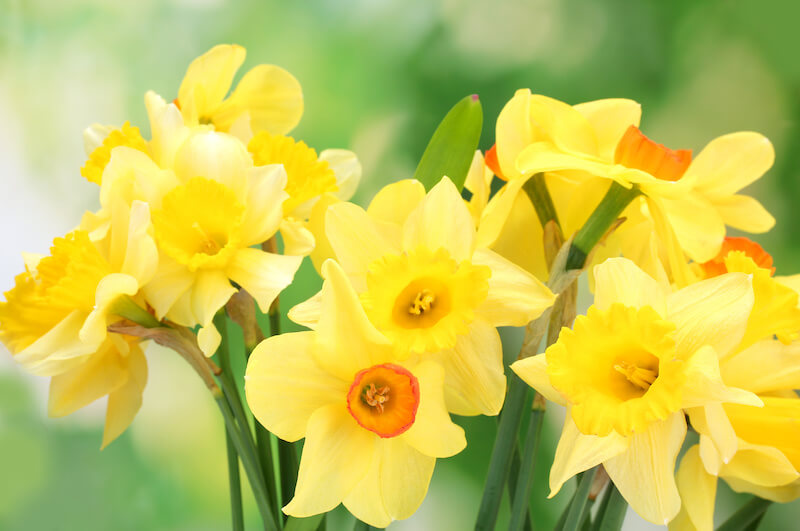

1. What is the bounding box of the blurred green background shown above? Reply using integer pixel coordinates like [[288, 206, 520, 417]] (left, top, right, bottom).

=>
[[1, 0, 799, 529]]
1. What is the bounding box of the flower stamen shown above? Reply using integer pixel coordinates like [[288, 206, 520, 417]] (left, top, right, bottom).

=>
[[362, 383, 390, 413], [614, 361, 657, 391], [408, 289, 435, 315]]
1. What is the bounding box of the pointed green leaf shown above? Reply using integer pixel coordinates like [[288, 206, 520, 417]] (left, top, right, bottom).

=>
[[412, 94, 483, 191]]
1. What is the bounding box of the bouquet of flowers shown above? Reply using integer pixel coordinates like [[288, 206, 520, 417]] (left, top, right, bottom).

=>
[[2, 44, 797, 531]]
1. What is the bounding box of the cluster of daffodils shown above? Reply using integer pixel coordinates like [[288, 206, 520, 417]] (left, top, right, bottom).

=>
[[2, 45, 798, 531]]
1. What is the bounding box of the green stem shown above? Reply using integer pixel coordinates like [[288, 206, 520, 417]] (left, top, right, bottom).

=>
[[214, 313, 246, 531], [508, 396, 546, 531], [507, 446, 533, 531], [523, 173, 561, 229], [474, 374, 529, 530], [591, 483, 626, 531], [716, 497, 772, 531], [566, 183, 640, 271], [215, 392, 277, 531], [111, 295, 161, 328], [562, 468, 597, 531]]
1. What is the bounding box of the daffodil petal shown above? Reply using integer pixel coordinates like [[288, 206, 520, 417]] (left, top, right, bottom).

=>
[[227, 248, 302, 314], [511, 353, 567, 407], [402, 177, 475, 261], [671, 445, 716, 531], [119, 200, 158, 283], [80, 273, 139, 346], [475, 175, 527, 249], [687, 132, 774, 198], [464, 150, 493, 222], [288, 290, 322, 330], [713, 194, 775, 234], [145, 91, 189, 170], [721, 340, 800, 394], [681, 345, 762, 409], [689, 405, 738, 467], [102, 343, 147, 449], [173, 131, 251, 195], [315, 260, 392, 381], [142, 257, 195, 320], [592, 257, 667, 316], [320, 149, 361, 202], [214, 64, 303, 135], [245, 331, 345, 442], [473, 248, 555, 326], [603, 413, 686, 525], [198, 324, 222, 357], [367, 179, 426, 227], [100, 146, 179, 209], [402, 361, 466, 458], [192, 269, 237, 328], [721, 439, 800, 488], [724, 476, 800, 503], [574, 98, 641, 162], [431, 321, 505, 416], [15, 311, 96, 376], [47, 340, 126, 418], [178, 44, 245, 118], [548, 415, 628, 496], [279, 218, 316, 257], [307, 193, 340, 274], [284, 403, 377, 518], [660, 195, 726, 263], [495, 88, 535, 180], [240, 164, 288, 246], [667, 272, 754, 358]]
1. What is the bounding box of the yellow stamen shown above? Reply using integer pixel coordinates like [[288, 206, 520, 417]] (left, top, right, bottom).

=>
[[614, 361, 657, 391], [363, 383, 390, 413], [408, 289, 435, 315]]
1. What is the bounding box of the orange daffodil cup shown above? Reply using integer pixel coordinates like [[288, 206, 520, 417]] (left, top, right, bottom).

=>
[[245, 260, 466, 528], [511, 257, 762, 524]]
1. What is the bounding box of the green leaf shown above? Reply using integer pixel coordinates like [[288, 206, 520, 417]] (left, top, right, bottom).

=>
[[285, 514, 325, 531], [716, 497, 772, 531], [412, 94, 483, 191]]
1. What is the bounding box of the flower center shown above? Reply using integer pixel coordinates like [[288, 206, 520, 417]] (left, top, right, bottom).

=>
[[392, 278, 451, 329], [347, 363, 420, 438], [409, 289, 436, 315], [614, 360, 658, 392], [614, 125, 692, 182], [698, 236, 775, 278]]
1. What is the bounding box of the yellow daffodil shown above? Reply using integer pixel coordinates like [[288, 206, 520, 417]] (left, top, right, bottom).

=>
[[174, 44, 303, 137], [95, 125, 303, 356], [511, 257, 762, 524], [479, 89, 775, 286], [245, 260, 466, 527], [290, 177, 556, 416], [670, 245, 800, 531], [0, 200, 157, 447]]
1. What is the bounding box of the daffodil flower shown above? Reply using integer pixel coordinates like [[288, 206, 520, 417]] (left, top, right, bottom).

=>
[[0, 200, 157, 447], [174, 44, 303, 137], [291, 177, 556, 416], [245, 260, 466, 528], [479, 89, 775, 285], [669, 248, 800, 531], [511, 257, 762, 524]]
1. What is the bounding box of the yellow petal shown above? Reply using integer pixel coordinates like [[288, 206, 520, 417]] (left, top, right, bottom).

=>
[[687, 132, 774, 198], [245, 331, 345, 442], [516, 143, 635, 187], [367, 179, 426, 227], [191, 269, 236, 327], [592, 257, 667, 316], [144, 90, 190, 170], [511, 353, 567, 407], [475, 173, 527, 249], [723, 476, 800, 503], [173, 131, 251, 195], [48, 340, 126, 417], [660, 195, 726, 263], [430, 320, 505, 416], [279, 218, 316, 257], [178, 44, 245, 120], [464, 150, 493, 222], [604, 413, 686, 525], [671, 445, 717, 531], [198, 324, 222, 357], [667, 272, 754, 358], [288, 290, 322, 330], [15, 311, 96, 376], [102, 343, 147, 448], [227, 248, 302, 314], [214, 64, 303, 135], [315, 260, 392, 381], [326, 202, 401, 288], [119, 200, 158, 284], [83, 123, 114, 155], [721, 439, 800, 488], [689, 405, 738, 467], [99, 146, 179, 209], [344, 437, 435, 527], [473, 248, 555, 326], [142, 257, 195, 320], [721, 340, 800, 394], [402, 177, 475, 261], [402, 361, 466, 458], [240, 164, 289, 246], [646, 197, 694, 288], [574, 98, 641, 162], [680, 345, 762, 409], [549, 415, 628, 496], [284, 403, 377, 518], [495, 88, 535, 180], [713, 194, 775, 234], [320, 149, 362, 202], [80, 273, 139, 346], [308, 193, 340, 274]]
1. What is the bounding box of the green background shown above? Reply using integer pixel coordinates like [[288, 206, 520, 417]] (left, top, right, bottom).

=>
[[0, 0, 798, 529]]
